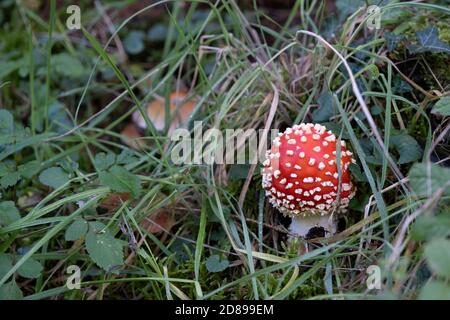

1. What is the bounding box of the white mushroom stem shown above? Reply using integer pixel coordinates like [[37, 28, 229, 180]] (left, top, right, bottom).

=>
[[289, 214, 337, 238]]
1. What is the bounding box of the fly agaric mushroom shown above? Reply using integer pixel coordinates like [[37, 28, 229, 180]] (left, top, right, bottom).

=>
[[261, 123, 356, 239]]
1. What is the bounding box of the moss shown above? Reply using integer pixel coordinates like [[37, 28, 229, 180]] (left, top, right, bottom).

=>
[[386, 9, 450, 91], [437, 22, 450, 42]]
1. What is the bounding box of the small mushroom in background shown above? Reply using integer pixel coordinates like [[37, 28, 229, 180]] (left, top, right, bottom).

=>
[[261, 123, 356, 239], [120, 91, 196, 149], [132, 91, 196, 135], [120, 123, 147, 150]]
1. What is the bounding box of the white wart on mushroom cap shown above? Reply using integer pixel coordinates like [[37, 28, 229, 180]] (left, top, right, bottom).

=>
[[262, 123, 356, 218]]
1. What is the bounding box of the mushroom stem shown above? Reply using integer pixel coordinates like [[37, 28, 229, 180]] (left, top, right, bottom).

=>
[[289, 214, 336, 239]]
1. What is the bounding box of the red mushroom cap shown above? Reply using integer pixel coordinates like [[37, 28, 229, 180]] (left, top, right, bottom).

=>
[[262, 123, 356, 217]]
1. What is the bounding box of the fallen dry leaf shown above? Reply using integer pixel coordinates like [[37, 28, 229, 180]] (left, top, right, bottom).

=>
[[141, 209, 175, 234], [99, 193, 130, 211], [18, 192, 43, 208]]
